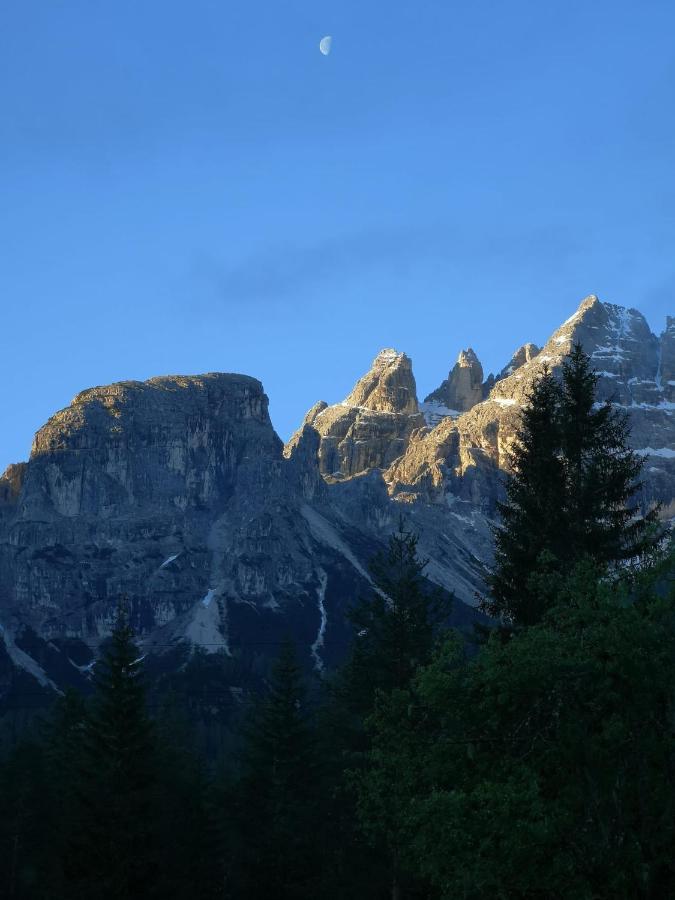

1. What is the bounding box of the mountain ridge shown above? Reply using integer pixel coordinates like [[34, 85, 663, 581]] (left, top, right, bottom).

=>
[[1, 294, 672, 703]]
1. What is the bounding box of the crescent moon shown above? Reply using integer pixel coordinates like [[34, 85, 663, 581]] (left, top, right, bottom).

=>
[[319, 36, 332, 56]]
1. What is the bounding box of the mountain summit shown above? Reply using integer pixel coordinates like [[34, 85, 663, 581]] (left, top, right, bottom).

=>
[[0, 295, 672, 702]]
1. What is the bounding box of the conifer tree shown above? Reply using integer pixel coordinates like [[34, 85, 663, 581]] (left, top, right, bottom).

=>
[[228, 640, 323, 898], [486, 344, 662, 625], [342, 521, 449, 717], [559, 343, 660, 566], [64, 608, 159, 900], [328, 523, 448, 899], [486, 367, 566, 625]]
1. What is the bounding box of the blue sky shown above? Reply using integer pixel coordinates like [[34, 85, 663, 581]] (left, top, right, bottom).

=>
[[2, 0, 675, 471]]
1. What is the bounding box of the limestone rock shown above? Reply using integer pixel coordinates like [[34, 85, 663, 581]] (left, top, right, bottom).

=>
[[285, 349, 425, 479], [0, 366, 487, 701], [661, 317, 675, 404], [386, 296, 675, 515], [0, 463, 26, 510], [497, 342, 540, 380], [1, 294, 673, 703], [423, 348, 484, 424]]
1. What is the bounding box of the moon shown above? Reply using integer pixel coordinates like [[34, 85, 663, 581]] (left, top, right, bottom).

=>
[[319, 36, 332, 56]]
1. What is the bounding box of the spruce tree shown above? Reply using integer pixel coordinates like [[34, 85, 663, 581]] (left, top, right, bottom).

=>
[[559, 342, 660, 566], [228, 640, 323, 898], [342, 521, 449, 716], [328, 523, 448, 899], [65, 609, 159, 900], [486, 344, 662, 625], [486, 367, 566, 625]]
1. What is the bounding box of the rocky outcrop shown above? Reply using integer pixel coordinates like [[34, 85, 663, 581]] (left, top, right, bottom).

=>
[[285, 350, 425, 479], [497, 342, 540, 380], [661, 317, 675, 404], [0, 463, 26, 510], [1, 294, 673, 704], [386, 296, 675, 514], [0, 366, 487, 702], [422, 349, 484, 425]]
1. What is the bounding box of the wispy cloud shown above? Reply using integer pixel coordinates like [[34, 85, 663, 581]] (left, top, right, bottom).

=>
[[193, 222, 582, 306]]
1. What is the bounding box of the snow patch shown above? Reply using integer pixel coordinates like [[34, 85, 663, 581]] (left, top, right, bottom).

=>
[[185, 590, 229, 654], [310, 569, 329, 673], [636, 448, 675, 459], [301, 505, 374, 585], [0, 626, 59, 691], [159, 553, 180, 570], [491, 398, 517, 408], [420, 401, 461, 427]]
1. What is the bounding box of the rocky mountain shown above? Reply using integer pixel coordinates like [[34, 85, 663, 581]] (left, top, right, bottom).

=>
[[284, 349, 425, 479], [0, 295, 672, 705], [422, 348, 484, 425], [386, 296, 675, 514]]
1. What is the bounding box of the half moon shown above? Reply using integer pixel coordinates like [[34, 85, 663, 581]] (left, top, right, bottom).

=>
[[319, 36, 332, 56]]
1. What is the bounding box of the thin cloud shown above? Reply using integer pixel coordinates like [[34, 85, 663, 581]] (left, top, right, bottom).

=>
[[194, 222, 582, 306]]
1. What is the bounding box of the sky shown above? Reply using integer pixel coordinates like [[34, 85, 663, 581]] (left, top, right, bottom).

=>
[[1, 0, 675, 471]]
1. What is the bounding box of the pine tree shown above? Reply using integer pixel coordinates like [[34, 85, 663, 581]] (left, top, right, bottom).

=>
[[485, 367, 566, 625], [329, 523, 449, 899], [486, 345, 662, 625], [559, 343, 661, 567], [227, 640, 323, 898], [64, 608, 159, 900], [342, 521, 449, 717]]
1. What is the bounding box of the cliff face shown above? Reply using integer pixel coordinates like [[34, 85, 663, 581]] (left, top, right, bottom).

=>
[[422, 348, 484, 426], [0, 370, 487, 696], [284, 350, 425, 479], [386, 296, 675, 513], [0, 295, 672, 700]]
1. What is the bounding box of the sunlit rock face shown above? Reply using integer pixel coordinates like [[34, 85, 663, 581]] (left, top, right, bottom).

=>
[[497, 342, 541, 381], [0, 295, 673, 699], [386, 296, 675, 515], [285, 349, 426, 479], [422, 348, 484, 426], [0, 368, 487, 697]]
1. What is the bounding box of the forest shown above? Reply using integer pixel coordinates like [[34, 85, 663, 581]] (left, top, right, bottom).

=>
[[1, 346, 674, 899]]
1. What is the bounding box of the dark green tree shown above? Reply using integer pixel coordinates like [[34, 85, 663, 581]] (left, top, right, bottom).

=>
[[0, 739, 52, 899], [360, 556, 675, 899], [341, 521, 449, 717], [486, 366, 566, 625], [327, 523, 449, 899], [226, 640, 324, 898], [559, 342, 661, 567], [486, 344, 662, 625], [64, 609, 159, 900]]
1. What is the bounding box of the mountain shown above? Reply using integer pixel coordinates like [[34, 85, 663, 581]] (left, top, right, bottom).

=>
[[0, 295, 672, 705], [386, 296, 675, 515]]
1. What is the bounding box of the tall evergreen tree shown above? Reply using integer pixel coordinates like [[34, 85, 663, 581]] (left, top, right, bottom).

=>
[[342, 521, 449, 717], [486, 344, 662, 625], [359, 557, 675, 899], [327, 523, 449, 899], [559, 343, 660, 566], [64, 609, 159, 900], [486, 367, 566, 625], [227, 640, 323, 898]]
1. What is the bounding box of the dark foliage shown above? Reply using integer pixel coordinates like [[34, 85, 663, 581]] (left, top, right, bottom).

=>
[[486, 344, 663, 625]]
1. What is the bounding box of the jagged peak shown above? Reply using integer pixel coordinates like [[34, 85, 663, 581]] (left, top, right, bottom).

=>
[[424, 347, 484, 414], [343, 348, 419, 414], [559, 293, 600, 328], [498, 342, 540, 379], [372, 348, 406, 366], [456, 347, 481, 367]]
